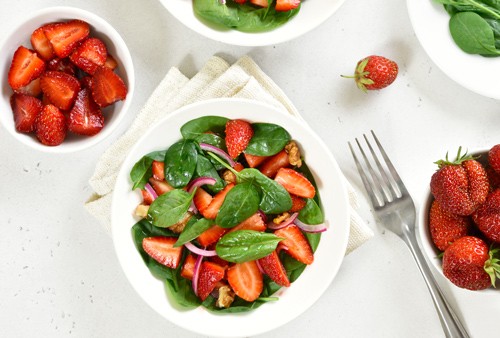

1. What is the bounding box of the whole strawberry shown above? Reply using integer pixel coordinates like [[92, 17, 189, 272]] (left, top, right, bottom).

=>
[[430, 147, 489, 216], [472, 189, 500, 243], [429, 200, 471, 251], [225, 119, 253, 159], [442, 236, 499, 290], [489, 144, 500, 174], [342, 55, 398, 92]]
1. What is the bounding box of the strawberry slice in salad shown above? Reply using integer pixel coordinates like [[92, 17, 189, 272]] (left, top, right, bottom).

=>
[[130, 116, 327, 312]]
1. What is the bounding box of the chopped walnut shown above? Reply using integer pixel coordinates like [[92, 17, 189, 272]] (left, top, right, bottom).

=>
[[216, 285, 235, 308], [168, 211, 193, 234], [222, 169, 237, 184], [273, 212, 290, 224], [134, 204, 149, 218], [285, 141, 302, 167]]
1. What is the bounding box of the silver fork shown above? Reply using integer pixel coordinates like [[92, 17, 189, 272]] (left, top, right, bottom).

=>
[[349, 131, 469, 338]]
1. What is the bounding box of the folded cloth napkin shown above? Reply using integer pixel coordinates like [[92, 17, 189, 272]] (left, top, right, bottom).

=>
[[85, 55, 374, 255]]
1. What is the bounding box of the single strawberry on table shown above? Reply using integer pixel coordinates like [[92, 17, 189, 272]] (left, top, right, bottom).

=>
[[225, 119, 253, 159], [472, 189, 500, 243], [429, 200, 471, 251], [342, 55, 398, 92]]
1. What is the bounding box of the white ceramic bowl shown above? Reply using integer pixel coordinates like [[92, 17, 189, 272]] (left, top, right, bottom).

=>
[[159, 0, 346, 46], [0, 6, 134, 153], [111, 98, 350, 337]]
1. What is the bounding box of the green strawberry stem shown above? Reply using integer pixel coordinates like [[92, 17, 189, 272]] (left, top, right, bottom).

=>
[[340, 58, 374, 93], [484, 247, 500, 287], [434, 146, 477, 168], [208, 151, 238, 175]]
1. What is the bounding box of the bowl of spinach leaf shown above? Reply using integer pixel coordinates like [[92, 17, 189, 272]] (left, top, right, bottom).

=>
[[159, 0, 347, 46], [111, 98, 350, 337]]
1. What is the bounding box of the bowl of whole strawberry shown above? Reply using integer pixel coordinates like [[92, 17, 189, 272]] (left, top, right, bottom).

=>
[[419, 145, 500, 292], [0, 6, 134, 153]]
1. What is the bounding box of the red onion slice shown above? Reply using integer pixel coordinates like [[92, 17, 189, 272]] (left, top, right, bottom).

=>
[[192, 254, 203, 296], [258, 210, 268, 224], [199, 143, 236, 167], [144, 183, 158, 201], [294, 218, 328, 233], [187, 176, 217, 193], [267, 212, 298, 230], [185, 241, 218, 257]]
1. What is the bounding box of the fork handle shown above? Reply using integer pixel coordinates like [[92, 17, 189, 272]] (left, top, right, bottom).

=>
[[402, 229, 470, 338]]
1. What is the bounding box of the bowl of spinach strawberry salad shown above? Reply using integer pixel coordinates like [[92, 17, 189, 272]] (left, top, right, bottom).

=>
[[111, 99, 349, 336]]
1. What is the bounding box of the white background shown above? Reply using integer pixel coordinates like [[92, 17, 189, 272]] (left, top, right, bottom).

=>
[[1, 0, 499, 337]]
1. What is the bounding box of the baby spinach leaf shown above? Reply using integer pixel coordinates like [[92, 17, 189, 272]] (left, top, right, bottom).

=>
[[449, 12, 500, 55], [216, 230, 283, 263], [195, 133, 227, 151], [129, 150, 166, 190], [174, 217, 214, 247], [194, 155, 225, 194], [147, 189, 193, 228], [165, 139, 198, 188], [216, 182, 260, 228], [298, 198, 324, 225], [180, 116, 229, 140], [297, 160, 322, 205], [245, 123, 291, 156]]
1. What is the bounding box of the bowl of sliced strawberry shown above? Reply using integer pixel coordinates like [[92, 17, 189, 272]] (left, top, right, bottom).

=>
[[111, 98, 350, 337], [0, 6, 134, 152], [419, 145, 500, 292]]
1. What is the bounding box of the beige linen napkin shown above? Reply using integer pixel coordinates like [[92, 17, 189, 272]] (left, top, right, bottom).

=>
[[85, 55, 373, 255]]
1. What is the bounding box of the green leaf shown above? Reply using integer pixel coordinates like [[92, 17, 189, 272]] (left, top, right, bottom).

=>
[[245, 123, 291, 156], [130, 156, 154, 190], [180, 116, 229, 139], [147, 189, 193, 228], [298, 198, 324, 225], [195, 133, 227, 151], [194, 155, 225, 194], [174, 217, 214, 247], [216, 182, 261, 228], [216, 230, 283, 263], [449, 12, 500, 55], [165, 139, 198, 188]]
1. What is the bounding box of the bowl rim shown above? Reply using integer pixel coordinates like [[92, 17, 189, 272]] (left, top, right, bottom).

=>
[[0, 6, 135, 154]]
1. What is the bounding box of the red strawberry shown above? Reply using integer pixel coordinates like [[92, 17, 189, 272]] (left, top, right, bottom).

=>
[[197, 261, 226, 301], [142, 237, 183, 269], [430, 148, 489, 216], [274, 168, 315, 199], [234, 0, 247, 4], [79, 76, 93, 89], [67, 88, 104, 136], [69, 37, 107, 74], [258, 251, 290, 287], [197, 225, 227, 248], [225, 119, 253, 159], [275, 0, 301, 11], [193, 187, 213, 215], [8, 46, 46, 90], [289, 194, 306, 213], [180, 254, 196, 280], [229, 213, 266, 233], [244, 153, 267, 168], [30, 24, 56, 60], [141, 188, 155, 205], [40, 71, 81, 110], [342, 55, 398, 92], [274, 225, 314, 265], [104, 54, 118, 70], [489, 145, 500, 174], [15, 78, 42, 97], [47, 58, 77, 75], [91, 66, 127, 107], [259, 149, 290, 178], [149, 177, 174, 196], [152, 161, 165, 181], [486, 167, 500, 191], [227, 261, 263, 302], [202, 183, 235, 219], [10, 93, 43, 133], [429, 200, 471, 251], [249, 0, 268, 7], [35, 104, 67, 146], [43, 20, 90, 58], [472, 189, 500, 243], [442, 236, 499, 290]]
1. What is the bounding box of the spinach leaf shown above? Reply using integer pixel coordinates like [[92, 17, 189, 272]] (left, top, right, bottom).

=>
[[129, 150, 166, 190], [180, 116, 229, 139], [297, 160, 322, 205], [165, 139, 198, 188], [449, 12, 500, 55], [298, 198, 324, 225], [216, 182, 261, 228], [147, 189, 193, 228], [245, 123, 291, 156], [216, 230, 283, 263], [194, 155, 225, 194], [195, 133, 227, 151], [174, 217, 214, 247]]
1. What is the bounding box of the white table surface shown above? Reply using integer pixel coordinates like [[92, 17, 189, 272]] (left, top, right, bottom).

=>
[[1, 0, 499, 337]]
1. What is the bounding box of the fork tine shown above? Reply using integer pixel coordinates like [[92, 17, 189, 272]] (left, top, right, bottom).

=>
[[370, 130, 409, 196]]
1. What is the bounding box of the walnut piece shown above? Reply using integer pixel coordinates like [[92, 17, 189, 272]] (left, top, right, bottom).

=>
[[222, 169, 237, 184], [134, 204, 149, 218], [273, 212, 290, 224], [285, 140, 302, 167], [168, 211, 193, 234], [216, 285, 235, 308]]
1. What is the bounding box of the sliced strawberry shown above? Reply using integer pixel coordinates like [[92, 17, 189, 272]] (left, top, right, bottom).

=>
[[233, 162, 245, 172], [275, 0, 300, 11], [202, 183, 235, 219], [259, 149, 290, 178], [233, 0, 247, 3], [258, 251, 290, 287], [275, 168, 315, 199], [225, 119, 253, 159], [69, 37, 107, 74], [47, 58, 76, 75], [197, 261, 226, 301], [104, 54, 118, 69], [35, 104, 67, 146], [197, 225, 227, 248], [274, 225, 314, 265], [180, 254, 196, 280], [91, 66, 127, 107], [141, 188, 155, 205], [289, 194, 306, 213], [30, 24, 56, 60], [227, 261, 263, 302], [67, 88, 104, 136], [193, 187, 213, 215], [152, 161, 165, 181], [40, 71, 80, 110], [14, 78, 42, 97], [10, 93, 42, 133], [209, 255, 229, 269], [43, 20, 90, 58], [244, 153, 268, 168], [8, 46, 46, 90], [249, 0, 268, 7], [142, 237, 183, 269], [149, 177, 174, 196], [229, 213, 266, 233]]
